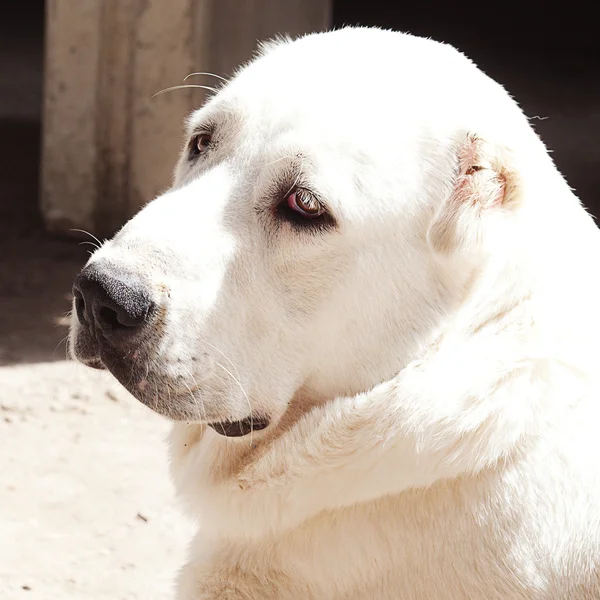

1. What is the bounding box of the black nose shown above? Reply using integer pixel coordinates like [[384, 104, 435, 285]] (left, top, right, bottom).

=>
[[73, 263, 155, 337]]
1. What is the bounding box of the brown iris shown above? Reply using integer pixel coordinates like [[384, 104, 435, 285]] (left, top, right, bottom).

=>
[[190, 132, 212, 157], [286, 190, 324, 218]]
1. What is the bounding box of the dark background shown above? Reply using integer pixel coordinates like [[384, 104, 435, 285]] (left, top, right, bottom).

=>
[[0, 1, 598, 364], [333, 0, 600, 214]]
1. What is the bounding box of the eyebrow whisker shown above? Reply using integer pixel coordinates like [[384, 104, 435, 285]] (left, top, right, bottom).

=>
[[283, 155, 305, 198], [152, 84, 218, 98], [261, 155, 300, 168], [184, 72, 229, 84]]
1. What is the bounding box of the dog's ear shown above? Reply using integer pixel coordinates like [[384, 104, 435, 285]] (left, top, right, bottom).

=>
[[427, 133, 521, 256]]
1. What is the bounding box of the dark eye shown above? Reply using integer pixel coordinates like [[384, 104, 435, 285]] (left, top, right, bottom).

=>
[[285, 190, 325, 218], [189, 132, 212, 158]]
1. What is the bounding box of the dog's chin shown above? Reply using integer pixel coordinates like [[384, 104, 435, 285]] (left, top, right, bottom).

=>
[[70, 326, 104, 368], [122, 376, 272, 436], [72, 336, 271, 435]]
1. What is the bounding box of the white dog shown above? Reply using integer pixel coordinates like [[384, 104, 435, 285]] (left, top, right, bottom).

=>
[[70, 28, 600, 599]]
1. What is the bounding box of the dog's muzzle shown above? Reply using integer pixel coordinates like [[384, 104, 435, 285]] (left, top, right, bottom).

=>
[[71, 262, 270, 430]]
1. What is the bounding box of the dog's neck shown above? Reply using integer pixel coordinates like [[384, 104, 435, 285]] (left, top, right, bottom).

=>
[[169, 385, 331, 482]]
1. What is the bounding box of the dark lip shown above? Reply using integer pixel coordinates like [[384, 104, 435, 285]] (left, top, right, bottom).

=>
[[80, 356, 106, 370], [208, 417, 270, 437]]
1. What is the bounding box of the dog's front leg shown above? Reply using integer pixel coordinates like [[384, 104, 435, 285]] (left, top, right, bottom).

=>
[[175, 535, 311, 600]]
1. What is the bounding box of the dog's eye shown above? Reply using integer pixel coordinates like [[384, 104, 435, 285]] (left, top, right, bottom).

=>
[[189, 132, 212, 158], [274, 187, 335, 231], [286, 190, 325, 218]]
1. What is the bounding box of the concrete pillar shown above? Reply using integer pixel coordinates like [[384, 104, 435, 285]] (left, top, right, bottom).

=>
[[41, 0, 332, 238]]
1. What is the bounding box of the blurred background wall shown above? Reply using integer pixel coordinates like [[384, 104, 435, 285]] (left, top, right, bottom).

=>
[[39, 0, 331, 237], [1, 0, 598, 241]]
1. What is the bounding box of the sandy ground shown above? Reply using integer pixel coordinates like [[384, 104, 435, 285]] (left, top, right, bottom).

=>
[[0, 362, 190, 600], [0, 203, 191, 599], [0, 31, 192, 588]]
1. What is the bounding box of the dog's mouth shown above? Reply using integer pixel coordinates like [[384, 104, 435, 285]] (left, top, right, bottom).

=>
[[73, 332, 271, 431], [72, 323, 272, 431], [208, 417, 270, 437]]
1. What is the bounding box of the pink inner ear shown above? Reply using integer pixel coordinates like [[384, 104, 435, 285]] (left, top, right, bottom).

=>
[[428, 135, 512, 255], [456, 135, 506, 209], [454, 167, 506, 211]]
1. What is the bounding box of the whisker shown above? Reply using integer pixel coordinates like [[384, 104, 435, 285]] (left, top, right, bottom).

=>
[[53, 334, 70, 357], [79, 241, 100, 250], [179, 364, 208, 423], [261, 154, 298, 168], [55, 309, 73, 327], [152, 84, 218, 98], [180, 349, 253, 441], [184, 71, 229, 84], [179, 309, 244, 381], [70, 228, 103, 247], [197, 339, 241, 379], [283, 154, 305, 198], [211, 360, 254, 445], [123, 348, 145, 392]]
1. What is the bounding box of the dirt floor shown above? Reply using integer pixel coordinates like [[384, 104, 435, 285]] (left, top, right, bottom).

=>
[[0, 105, 189, 600], [0, 12, 186, 595], [0, 362, 189, 600]]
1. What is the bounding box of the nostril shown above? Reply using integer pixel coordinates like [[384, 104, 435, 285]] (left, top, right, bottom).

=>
[[98, 306, 135, 330]]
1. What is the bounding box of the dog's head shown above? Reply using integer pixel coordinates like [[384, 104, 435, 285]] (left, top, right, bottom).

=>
[[70, 28, 545, 435]]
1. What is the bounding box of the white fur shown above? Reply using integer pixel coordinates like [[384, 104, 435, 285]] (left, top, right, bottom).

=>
[[79, 28, 600, 598]]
